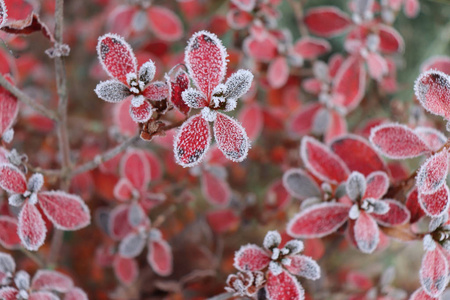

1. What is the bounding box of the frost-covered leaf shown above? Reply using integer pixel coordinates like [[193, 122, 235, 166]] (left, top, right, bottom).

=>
[[38, 191, 90, 231], [167, 69, 190, 115], [119, 232, 146, 258], [14, 271, 30, 290], [346, 172, 366, 201], [142, 81, 169, 101], [224, 69, 253, 100], [108, 205, 134, 240], [0, 216, 20, 249], [0, 287, 18, 300], [139, 60, 156, 85], [233, 244, 271, 272], [147, 6, 183, 41], [201, 168, 231, 206], [113, 256, 138, 286], [206, 209, 240, 234], [304, 6, 351, 37], [214, 113, 249, 162], [0, 0, 6, 27], [129, 100, 153, 123], [422, 56, 450, 74], [18, 202, 46, 251], [27, 173, 43, 193], [265, 270, 305, 300], [185, 31, 227, 99], [287, 203, 350, 238], [353, 211, 379, 254], [284, 255, 321, 280], [263, 231, 281, 250], [231, 0, 256, 11], [113, 178, 134, 202], [147, 238, 173, 276], [293, 37, 331, 60], [366, 52, 388, 80], [0, 79, 19, 137], [128, 202, 145, 228], [239, 103, 263, 140], [0, 163, 27, 194], [64, 288, 88, 300], [267, 56, 289, 89], [28, 291, 59, 300], [94, 80, 131, 103], [419, 185, 450, 217], [97, 33, 137, 84], [181, 88, 208, 109], [416, 150, 449, 195], [415, 70, 450, 121], [282, 168, 321, 200], [369, 124, 430, 159], [410, 288, 439, 300], [0, 252, 15, 274], [415, 127, 447, 152], [378, 25, 404, 54], [371, 200, 410, 227], [174, 114, 211, 167], [289, 104, 322, 136], [406, 188, 426, 223], [364, 171, 389, 200], [420, 247, 449, 297], [31, 270, 73, 293], [120, 149, 150, 191], [300, 136, 349, 183]]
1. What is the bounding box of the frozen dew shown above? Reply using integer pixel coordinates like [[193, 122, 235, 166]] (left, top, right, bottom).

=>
[[95, 80, 131, 103], [263, 230, 282, 250]]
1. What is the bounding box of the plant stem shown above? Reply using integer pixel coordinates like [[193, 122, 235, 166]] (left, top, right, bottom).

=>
[[287, 0, 309, 37], [20, 248, 45, 268]]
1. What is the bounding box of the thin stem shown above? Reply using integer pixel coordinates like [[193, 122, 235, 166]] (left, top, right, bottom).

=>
[[20, 248, 45, 268], [287, 0, 309, 37], [0, 74, 58, 121]]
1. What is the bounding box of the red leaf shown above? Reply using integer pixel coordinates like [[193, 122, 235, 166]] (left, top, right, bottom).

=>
[[369, 124, 430, 159], [28, 292, 59, 300], [113, 178, 134, 202], [331, 134, 387, 176], [304, 6, 351, 37], [378, 25, 404, 54], [148, 238, 173, 276], [142, 81, 169, 101], [185, 31, 227, 99], [227, 9, 252, 30], [167, 69, 190, 115], [64, 288, 88, 300], [406, 188, 425, 223], [120, 149, 150, 191], [233, 244, 271, 272], [214, 113, 250, 162], [201, 169, 231, 206], [415, 127, 447, 152], [284, 254, 321, 280], [97, 33, 137, 85], [144, 150, 163, 181], [206, 209, 240, 234], [404, 0, 420, 17], [353, 211, 379, 254], [231, 0, 256, 11], [31, 270, 74, 293], [18, 202, 46, 251], [363, 171, 389, 200], [293, 37, 331, 60], [414, 70, 450, 121], [174, 114, 211, 167], [302, 78, 322, 95], [410, 288, 439, 300], [421, 56, 450, 75], [371, 199, 410, 226], [108, 204, 133, 240], [289, 104, 322, 136], [129, 100, 153, 123], [331, 55, 366, 111], [113, 256, 138, 285], [0, 163, 27, 194], [300, 136, 349, 183], [147, 6, 183, 41], [113, 98, 137, 137], [243, 34, 278, 62], [38, 191, 90, 231], [287, 203, 350, 238], [416, 150, 449, 195], [0, 216, 21, 249], [324, 110, 347, 143], [366, 52, 388, 80], [0, 77, 18, 136], [419, 184, 450, 217], [267, 56, 289, 89], [0, 287, 18, 300], [265, 180, 291, 211], [239, 103, 263, 140], [420, 247, 449, 297], [0, 0, 6, 27], [266, 270, 305, 300]]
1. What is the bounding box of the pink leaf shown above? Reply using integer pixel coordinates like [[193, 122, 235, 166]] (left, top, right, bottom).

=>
[[282, 168, 321, 200], [142, 81, 169, 101], [214, 113, 250, 162], [331, 55, 366, 111], [267, 56, 289, 89], [18, 202, 46, 251], [378, 25, 404, 54], [419, 184, 450, 217], [289, 104, 322, 136], [293, 37, 331, 60], [415, 127, 447, 152], [353, 211, 379, 254], [201, 168, 231, 206], [113, 178, 134, 202], [174, 114, 211, 167], [416, 150, 449, 195], [97, 33, 137, 85], [64, 288, 88, 300], [284, 255, 321, 280], [0, 78, 19, 136], [420, 247, 449, 297], [38, 191, 91, 231], [406, 188, 426, 223], [113, 98, 137, 137], [0, 216, 21, 249], [226, 9, 252, 30], [414, 70, 450, 121], [404, 0, 420, 17], [108, 204, 134, 240], [113, 256, 138, 286], [231, 0, 256, 11], [233, 244, 271, 272], [363, 171, 389, 200], [366, 52, 388, 81], [421, 56, 450, 75], [28, 292, 59, 300], [148, 238, 173, 276], [324, 110, 347, 143], [266, 270, 305, 300], [287, 203, 350, 238], [304, 6, 351, 37], [330, 134, 387, 176], [302, 78, 322, 95], [410, 288, 439, 300], [0, 0, 6, 27], [300, 136, 349, 183], [0, 287, 19, 300], [0, 163, 27, 194], [120, 149, 151, 190], [206, 209, 240, 234], [185, 31, 227, 99], [147, 6, 183, 41], [181, 88, 208, 109], [369, 123, 430, 159], [94, 80, 131, 103], [243, 34, 278, 62], [371, 199, 410, 226], [31, 270, 74, 293], [129, 100, 153, 123], [239, 103, 263, 140], [144, 150, 163, 181], [167, 69, 190, 115]]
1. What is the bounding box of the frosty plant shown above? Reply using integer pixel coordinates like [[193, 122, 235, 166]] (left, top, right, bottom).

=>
[[230, 230, 320, 299], [174, 31, 253, 167]]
